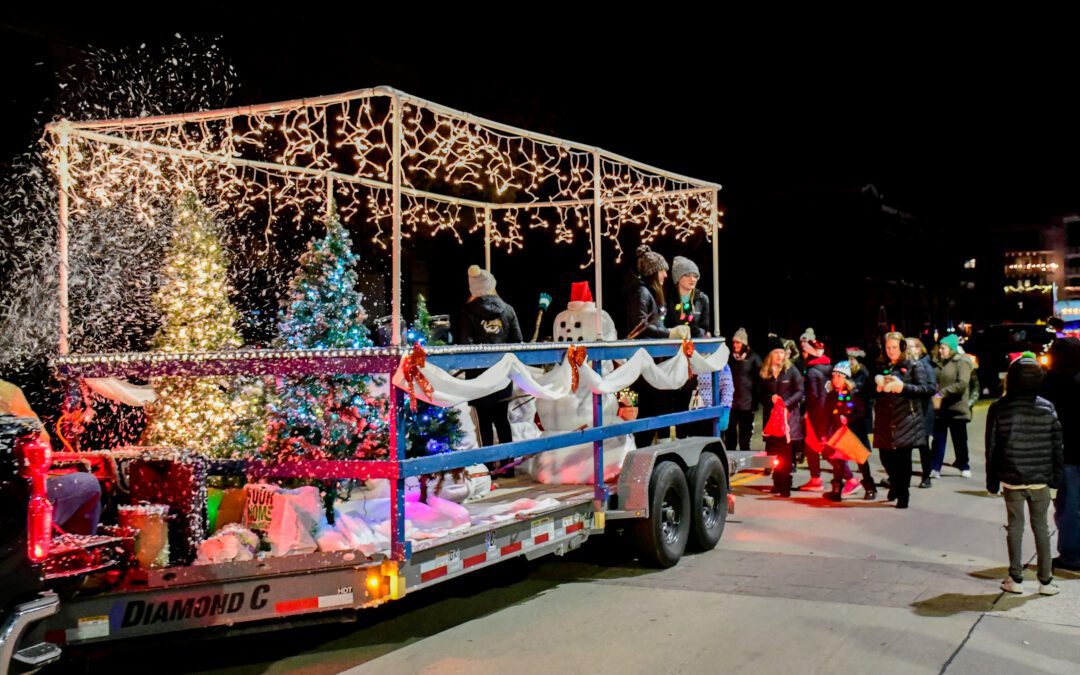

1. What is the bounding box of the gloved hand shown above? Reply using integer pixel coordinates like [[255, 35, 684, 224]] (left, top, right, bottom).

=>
[[874, 374, 885, 392], [668, 325, 691, 341], [883, 377, 904, 394]]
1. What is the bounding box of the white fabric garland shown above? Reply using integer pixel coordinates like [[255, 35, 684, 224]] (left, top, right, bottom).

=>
[[393, 343, 730, 408]]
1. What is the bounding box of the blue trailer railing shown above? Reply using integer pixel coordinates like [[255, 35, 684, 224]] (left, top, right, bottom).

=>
[[53, 338, 729, 562]]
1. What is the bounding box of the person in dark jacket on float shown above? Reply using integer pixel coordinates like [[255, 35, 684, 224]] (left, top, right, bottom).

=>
[[906, 338, 937, 489], [986, 354, 1064, 596], [664, 255, 713, 437], [932, 333, 974, 479], [759, 337, 805, 497], [1040, 337, 1080, 572], [799, 332, 831, 492], [624, 245, 691, 447], [726, 327, 761, 452], [459, 265, 523, 448], [873, 332, 936, 509]]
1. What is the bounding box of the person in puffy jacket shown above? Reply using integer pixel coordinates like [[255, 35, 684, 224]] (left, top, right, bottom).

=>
[[725, 327, 761, 451], [624, 245, 691, 447], [873, 332, 936, 509], [906, 338, 937, 488], [799, 335, 832, 492], [458, 265, 523, 448], [986, 354, 1064, 596], [759, 337, 805, 497]]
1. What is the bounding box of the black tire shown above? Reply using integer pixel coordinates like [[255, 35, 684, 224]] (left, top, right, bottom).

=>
[[632, 461, 691, 568], [688, 452, 728, 552]]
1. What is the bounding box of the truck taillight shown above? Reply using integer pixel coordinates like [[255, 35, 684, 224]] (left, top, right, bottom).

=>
[[28, 494, 53, 563], [19, 437, 53, 563]]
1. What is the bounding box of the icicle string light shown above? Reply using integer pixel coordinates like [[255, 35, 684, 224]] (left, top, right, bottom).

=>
[[48, 87, 721, 260]]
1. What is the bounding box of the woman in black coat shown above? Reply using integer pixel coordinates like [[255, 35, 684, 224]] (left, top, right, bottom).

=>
[[625, 245, 691, 447], [873, 332, 937, 508], [759, 337, 805, 497]]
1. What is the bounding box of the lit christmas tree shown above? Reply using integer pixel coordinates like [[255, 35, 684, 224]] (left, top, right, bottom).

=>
[[141, 193, 242, 455], [405, 294, 463, 458], [261, 206, 389, 462]]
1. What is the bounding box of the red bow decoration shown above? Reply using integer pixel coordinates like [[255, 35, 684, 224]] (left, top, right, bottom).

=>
[[682, 338, 696, 381], [403, 343, 435, 411], [566, 344, 588, 392]]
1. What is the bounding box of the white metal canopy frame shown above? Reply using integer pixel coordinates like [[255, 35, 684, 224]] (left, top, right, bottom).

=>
[[44, 85, 722, 355]]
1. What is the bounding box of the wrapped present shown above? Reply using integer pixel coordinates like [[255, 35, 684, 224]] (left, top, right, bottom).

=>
[[125, 447, 207, 566]]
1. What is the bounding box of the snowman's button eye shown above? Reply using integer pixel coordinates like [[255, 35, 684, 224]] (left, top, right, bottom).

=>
[[577, 336, 583, 341], [560, 321, 566, 328], [574, 322, 581, 328]]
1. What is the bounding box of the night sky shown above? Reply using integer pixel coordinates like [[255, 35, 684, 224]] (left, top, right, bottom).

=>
[[4, 18, 1079, 352]]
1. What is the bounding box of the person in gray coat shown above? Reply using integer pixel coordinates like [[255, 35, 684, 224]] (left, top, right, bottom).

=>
[[932, 333, 974, 478]]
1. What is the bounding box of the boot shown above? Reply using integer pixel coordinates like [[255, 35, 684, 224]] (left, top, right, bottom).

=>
[[862, 478, 877, 500], [825, 484, 842, 502], [896, 495, 909, 509]]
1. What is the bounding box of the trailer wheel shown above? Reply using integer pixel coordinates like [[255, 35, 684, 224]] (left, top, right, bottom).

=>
[[632, 461, 690, 568], [688, 452, 728, 551]]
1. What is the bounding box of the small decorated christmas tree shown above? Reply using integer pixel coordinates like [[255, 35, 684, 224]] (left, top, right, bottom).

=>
[[403, 294, 463, 458], [141, 193, 242, 455], [261, 206, 389, 462]]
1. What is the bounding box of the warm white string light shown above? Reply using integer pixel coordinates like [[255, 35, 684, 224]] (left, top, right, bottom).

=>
[[50, 90, 719, 257]]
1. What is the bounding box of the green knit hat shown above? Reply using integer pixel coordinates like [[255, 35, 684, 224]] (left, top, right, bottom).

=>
[[940, 334, 960, 352]]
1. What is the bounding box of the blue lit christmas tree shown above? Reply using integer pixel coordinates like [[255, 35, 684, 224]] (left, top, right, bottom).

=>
[[261, 206, 389, 462], [404, 294, 463, 458]]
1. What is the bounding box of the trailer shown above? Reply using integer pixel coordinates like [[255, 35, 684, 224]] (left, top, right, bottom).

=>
[[0, 86, 760, 672]]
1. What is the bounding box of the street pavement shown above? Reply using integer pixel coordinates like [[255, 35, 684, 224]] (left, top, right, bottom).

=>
[[64, 402, 1079, 674]]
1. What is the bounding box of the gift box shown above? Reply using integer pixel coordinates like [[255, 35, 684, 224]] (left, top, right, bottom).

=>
[[124, 447, 207, 566]]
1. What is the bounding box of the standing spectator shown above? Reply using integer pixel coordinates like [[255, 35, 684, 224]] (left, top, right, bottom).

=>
[[822, 361, 876, 501], [759, 337, 805, 497], [624, 245, 691, 447], [987, 354, 1064, 596], [932, 334, 974, 478], [1041, 336, 1080, 572], [799, 335, 832, 491], [845, 347, 874, 447], [874, 332, 936, 509], [459, 265, 523, 448], [726, 327, 761, 452], [907, 338, 938, 488]]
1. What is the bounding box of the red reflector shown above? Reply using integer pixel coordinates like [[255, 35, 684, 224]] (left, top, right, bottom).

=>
[[275, 597, 318, 614], [501, 541, 522, 556], [420, 567, 448, 583], [463, 553, 487, 568], [566, 522, 584, 534]]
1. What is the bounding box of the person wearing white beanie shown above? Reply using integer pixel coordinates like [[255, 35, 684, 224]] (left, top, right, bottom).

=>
[[458, 265, 523, 450]]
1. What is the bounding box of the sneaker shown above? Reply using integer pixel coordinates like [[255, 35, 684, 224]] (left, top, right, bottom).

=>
[[842, 477, 863, 496], [1039, 582, 1060, 596], [961, 470, 972, 478], [930, 470, 941, 479], [918, 478, 932, 489], [1000, 578, 1024, 594], [798, 477, 825, 491]]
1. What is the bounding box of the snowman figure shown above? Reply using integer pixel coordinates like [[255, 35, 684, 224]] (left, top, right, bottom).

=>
[[522, 282, 634, 484], [553, 282, 617, 343]]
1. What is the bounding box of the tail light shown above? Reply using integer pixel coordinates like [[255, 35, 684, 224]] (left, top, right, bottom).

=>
[[772, 457, 780, 468], [19, 436, 53, 564]]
